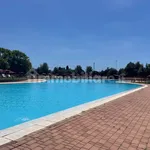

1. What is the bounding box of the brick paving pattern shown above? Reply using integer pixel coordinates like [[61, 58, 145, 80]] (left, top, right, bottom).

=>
[[0, 86, 150, 150]]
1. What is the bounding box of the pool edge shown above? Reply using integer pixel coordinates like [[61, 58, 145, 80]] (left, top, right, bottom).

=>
[[0, 79, 46, 84], [0, 84, 148, 146]]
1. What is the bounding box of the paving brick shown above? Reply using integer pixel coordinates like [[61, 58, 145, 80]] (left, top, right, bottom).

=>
[[1, 86, 150, 150], [90, 146, 99, 150]]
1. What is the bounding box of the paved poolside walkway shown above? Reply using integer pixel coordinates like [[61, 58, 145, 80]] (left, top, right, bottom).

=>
[[1, 86, 150, 150]]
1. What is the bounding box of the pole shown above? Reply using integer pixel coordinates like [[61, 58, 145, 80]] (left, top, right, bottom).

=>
[[93, 62, 95, 71]]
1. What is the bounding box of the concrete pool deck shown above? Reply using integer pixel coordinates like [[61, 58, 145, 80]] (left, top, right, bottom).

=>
[[0, 84, 149, 150]]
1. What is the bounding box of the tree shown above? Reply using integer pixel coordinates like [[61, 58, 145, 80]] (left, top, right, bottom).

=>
[[118, 68, 125, 76], [10, 50, 32, 74], [125, 62, 136, 77], [107, 68, 118, 77], [65, 65, 72, 76], [0, 58, 9, 69], [103, 67, 110, 76], [52, 66, 70, 76], [137, 65, 145, 77], [145, 64, 150, 77], [0, 48, 12, 69], [37, 63, 49, 74], [66, 65, 69, 70], [135, 62, 143, 76], [58, 67, 66, 76], [53, 67, 59, 75], [0, 48, 32, 73], [92, 71, 100, 77], [74, 65, 84, 76], [0, 48, 12, 60], [42, 63, 49, 74], [86, 66, 93, 77], [99, 70, 105, 76]]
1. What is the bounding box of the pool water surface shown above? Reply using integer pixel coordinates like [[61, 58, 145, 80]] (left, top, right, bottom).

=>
[[0, 79, 141, 130]]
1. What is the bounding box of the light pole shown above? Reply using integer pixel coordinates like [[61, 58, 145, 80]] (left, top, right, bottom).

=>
[[93, 62, 95, 71]]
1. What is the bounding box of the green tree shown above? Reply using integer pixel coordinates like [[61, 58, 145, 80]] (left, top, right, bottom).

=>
[[65, 65, 72, 76], [135, 62, 142, 76], [99, 70, 105, 76], [37, 63, 49, 74], [10, 50, 32, 74], [86, 66, 93, 77], [58, 67, 66, 76], [66, 65, 69, 70], [92, 71, 100, 77], [0, 58, 9, 69], [104, 67, 110, 76], [125, 62, 137, 77], [137, 65, 145, 77], [52, 67, 68, 76], [118, 68, 125, 76], [0, 48, 12, 60], [0, 48, 12, 69], [53, 67, 59, 75], [107, 68, 118, 77], [145, 64, 150, 77], [74, 65, 84, 76]]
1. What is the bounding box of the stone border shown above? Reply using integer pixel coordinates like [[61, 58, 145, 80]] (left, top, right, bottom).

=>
[[0, 79, 46, 84], [0, 83, 147, 146]]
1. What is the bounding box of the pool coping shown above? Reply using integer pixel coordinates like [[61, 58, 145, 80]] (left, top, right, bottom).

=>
[[0, 79, 46, 84], [0, 83, 148, 146]]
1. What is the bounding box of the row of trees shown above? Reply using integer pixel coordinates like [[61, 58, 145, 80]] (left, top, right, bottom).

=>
[[36, 62, 150, 78], [0, 48, 32, 73], [37, 64, 93, 77], [1, 47, 150, 78]]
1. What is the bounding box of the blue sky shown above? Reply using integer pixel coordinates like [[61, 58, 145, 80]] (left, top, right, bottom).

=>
[[0, 0, 150, 70]]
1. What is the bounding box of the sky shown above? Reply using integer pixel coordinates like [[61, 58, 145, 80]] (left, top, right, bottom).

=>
[[0, 0, 150, 70]]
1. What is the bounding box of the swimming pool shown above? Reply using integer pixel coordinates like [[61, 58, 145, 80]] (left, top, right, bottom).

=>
[[0, 79, 141, 130]]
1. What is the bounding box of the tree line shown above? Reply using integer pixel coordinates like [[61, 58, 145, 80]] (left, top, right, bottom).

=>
[[37, 62, 150, 78], [1, 47, 150, 78], [0, 48, 32, 74]]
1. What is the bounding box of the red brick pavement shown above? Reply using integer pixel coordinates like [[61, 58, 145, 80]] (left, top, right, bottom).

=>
[[1, 86, 150, 150]]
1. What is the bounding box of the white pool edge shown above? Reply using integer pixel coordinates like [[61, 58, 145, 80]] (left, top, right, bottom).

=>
[[0, 84, 148, 146], [0, 79, 46, 84]]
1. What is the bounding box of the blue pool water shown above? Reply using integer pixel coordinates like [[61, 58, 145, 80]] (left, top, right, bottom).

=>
[[0, 79, 141, 130]]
